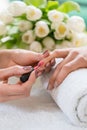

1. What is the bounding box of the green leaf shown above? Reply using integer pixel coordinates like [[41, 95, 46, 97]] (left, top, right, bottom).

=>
[[8, 26, 19, 35], [24, 0, 47, 7], [46, 1, 59, 10], [58, 1, 80, 13]]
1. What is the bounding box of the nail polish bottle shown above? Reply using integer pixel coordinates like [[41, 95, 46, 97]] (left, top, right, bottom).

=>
[[20, 68, 34, 83]]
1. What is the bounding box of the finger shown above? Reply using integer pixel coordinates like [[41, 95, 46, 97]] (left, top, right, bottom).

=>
[[45, 59, 56, 72], [43, 50, 50, 58], [56, 56, 86, 86], [45, 62, 51, 73], [12, 50, 50, 66], [0, 65, 33, 80], [52, 48, 71, 58], [0, 71, 36, 96], [51, 59, 56, 66], [0, 95, 25, 102], [3, 79, 8, 84], [38, 48, 71, 69], [48, 52, 75, 90], [53, 52, 77, 87], [27, 50, 50, 67], [47, 64, 61, 90]]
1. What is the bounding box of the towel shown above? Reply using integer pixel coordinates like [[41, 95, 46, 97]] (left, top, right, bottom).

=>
[[40, 59, 87, 127]]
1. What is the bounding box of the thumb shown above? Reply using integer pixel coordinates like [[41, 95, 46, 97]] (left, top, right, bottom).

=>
[[0, 65, 33, 80]]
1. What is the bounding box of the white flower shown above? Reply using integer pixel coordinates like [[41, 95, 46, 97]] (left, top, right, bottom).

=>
[[56, 22, 68, 35], [0, 10, 14, 24], [51, 22, 59, 30], [42, 36, 55, 50], [22, 30, 35, 44], [48, 10, 64, 23], [7, 1, 27, 16], [55, 40, 73, 49], [0, 21, 7, 35], [67, 16, 86, 32], [26, 5, 42, 21], [29, 41, 42, 52], [54, 22, 68, 40], [35, 21, 49, 38], [18, 20, 33, 32], [72, 32, 87, 47], [66, 30, 73, 40]]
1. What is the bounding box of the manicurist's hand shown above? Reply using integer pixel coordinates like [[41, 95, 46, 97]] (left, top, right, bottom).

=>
[[0, 49, 55, 72], [48, 47, 87, 90], [0, 65, 39, 102]]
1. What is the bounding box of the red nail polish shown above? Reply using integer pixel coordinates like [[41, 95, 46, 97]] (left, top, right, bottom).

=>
[[34, 66, 38, 70], [38, 61, 44, 67]]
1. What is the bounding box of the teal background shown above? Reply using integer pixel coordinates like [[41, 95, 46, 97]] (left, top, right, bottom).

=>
[[59, 0, 87, 25]]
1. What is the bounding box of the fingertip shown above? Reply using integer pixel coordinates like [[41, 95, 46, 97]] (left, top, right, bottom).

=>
[[51, 59, 56, 66], [43, 50, 50, 58]]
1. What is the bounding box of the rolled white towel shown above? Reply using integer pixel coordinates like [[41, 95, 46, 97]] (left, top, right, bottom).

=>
[[40, 59, 87, 127]]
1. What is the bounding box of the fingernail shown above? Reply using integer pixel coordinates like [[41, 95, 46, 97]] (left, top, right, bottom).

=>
[[46, 62, 50, 68], [35, 69, 43, 78], [34, 66, 38, 70], [43, 50, 49, 57], [51, 59, 55, 66], [38, 61, 44, 67], [23, 66, 33, 71], [37, 72, 42, 77], [54, 81, 58, 88]]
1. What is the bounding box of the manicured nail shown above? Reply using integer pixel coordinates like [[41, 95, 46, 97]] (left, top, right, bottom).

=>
[[51, 59, 55, 66], [35, 69, 43, 78], [43, 50, 49, 57], [38, 61, 44, 67], [23, 66, 33, 71], [46, 62, 50, 68], [34, 66, 38, 70], [37, 71, 42, 77], [54, 81, 58, 88]]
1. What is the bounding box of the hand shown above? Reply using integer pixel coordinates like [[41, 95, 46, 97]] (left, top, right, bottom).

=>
[[48, 47, 87, 90], [0, 49, 55, 73], [0, 65, 38, 102]]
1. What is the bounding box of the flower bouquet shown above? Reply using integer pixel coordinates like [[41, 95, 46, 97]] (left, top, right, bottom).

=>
[[0, 0, 87, 52]]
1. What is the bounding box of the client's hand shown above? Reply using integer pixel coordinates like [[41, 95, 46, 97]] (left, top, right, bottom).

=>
[[0, 65, 39, 102], [48, 47, 87, 90]]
